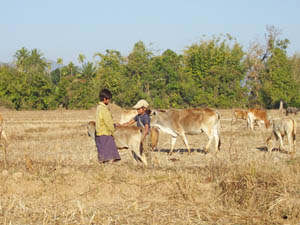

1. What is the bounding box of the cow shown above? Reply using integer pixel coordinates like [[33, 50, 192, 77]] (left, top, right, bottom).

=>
[[247, 108, 271, 131], [0, 114, 8, 168], [231, 109, 248, 125], [266, 117, 297, 154], [87, 121, 148, 166], [286, 107, 299, 116], [150, 108, 221, 155]]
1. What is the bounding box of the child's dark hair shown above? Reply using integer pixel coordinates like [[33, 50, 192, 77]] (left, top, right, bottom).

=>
[[99, 88, 112, 101]]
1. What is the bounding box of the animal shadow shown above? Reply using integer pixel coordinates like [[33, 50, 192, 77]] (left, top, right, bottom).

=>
[[154, 148, 207, 154], [256, 146, 289, 154]]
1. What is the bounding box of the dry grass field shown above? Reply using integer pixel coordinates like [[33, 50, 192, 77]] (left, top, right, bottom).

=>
[[0, 105, 300, 225]]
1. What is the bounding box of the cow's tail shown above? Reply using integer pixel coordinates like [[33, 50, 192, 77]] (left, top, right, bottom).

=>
[[216, 111, 221, 129], [292, 119, 297, 141]]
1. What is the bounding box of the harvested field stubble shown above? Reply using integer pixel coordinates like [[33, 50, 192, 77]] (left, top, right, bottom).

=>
[[0, 108, 299, 224]]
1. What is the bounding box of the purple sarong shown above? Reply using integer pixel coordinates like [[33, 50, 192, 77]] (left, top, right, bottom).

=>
[[95, 135, 121, 162]]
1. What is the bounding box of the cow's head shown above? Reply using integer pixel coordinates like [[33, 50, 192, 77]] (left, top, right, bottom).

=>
[[150, 109, 166, 125]]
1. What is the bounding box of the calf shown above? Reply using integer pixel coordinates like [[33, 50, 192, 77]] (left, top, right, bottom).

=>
[[119, 109, 159, 151], [151, 108, 221, 155], [247, 108, 271, 131], [266, 117, 297, 153], [87, 121, 147, 166]]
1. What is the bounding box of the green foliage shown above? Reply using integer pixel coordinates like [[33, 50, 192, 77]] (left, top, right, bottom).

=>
[[183, 35, 248, 108], [1, 32, 299, 110], [0, 66, 57, 110], [259, 32, 296, 108]]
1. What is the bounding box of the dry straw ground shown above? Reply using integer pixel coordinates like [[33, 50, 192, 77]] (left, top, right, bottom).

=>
[[0, 105, 299, 225]]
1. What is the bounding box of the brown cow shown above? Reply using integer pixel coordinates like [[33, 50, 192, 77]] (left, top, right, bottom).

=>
[[247, 108, 271, 131], [231, 109, 248, 124], [266, 117, 297, 153], [150, 108, 221, 155], [87, 121, 148, 166]]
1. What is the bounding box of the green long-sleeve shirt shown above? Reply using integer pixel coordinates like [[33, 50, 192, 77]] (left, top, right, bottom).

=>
[[95, 102, 115, 136]]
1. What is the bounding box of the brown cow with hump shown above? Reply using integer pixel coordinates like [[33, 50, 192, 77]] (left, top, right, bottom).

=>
[[150, 108, 221, 155]]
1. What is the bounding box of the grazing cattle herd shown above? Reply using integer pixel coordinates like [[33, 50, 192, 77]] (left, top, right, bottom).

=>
[[0, 106, 299, 166]]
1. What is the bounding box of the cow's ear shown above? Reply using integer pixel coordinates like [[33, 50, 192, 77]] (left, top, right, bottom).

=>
[[158, 109, 166, 113]]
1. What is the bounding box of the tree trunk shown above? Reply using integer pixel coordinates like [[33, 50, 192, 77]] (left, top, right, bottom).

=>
[[279, 100, 283, 114]]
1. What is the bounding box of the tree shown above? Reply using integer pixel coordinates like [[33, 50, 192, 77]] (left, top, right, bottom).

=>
[[14, 47, 29, 73], [27, 48, 48, 74], [78, 53, 86, 66], [258, 26, 296, 108], [56, 57, 63, 81], [183, 34, 247, 107], [81, 61, 97, 80], [124, 41, 153, 105], [94, 50, 126, 105]]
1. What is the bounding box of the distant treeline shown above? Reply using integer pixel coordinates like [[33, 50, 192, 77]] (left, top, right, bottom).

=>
[[1, 27, 300, 110]]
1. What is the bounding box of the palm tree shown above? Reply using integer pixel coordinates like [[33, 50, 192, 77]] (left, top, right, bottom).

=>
[[14, 47, 29, 72], [78, 53, 86, 66], [56, 58, 63, 79], [29, 48, 47, 74], [81, 62, 97, 80]]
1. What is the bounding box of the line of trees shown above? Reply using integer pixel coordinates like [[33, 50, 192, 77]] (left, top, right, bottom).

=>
[[0, 26, 300, 110]]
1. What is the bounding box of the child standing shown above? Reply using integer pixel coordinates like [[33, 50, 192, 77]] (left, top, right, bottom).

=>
[[95, 89, 120, 163]]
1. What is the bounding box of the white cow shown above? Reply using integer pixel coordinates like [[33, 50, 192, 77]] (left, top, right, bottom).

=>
[[150, 108, 221, 155], [266, 117, 297, 153]]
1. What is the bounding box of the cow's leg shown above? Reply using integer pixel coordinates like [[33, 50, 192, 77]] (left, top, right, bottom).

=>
[[169, 136, 177, 155], [286, 131, 293, 153], [247, 116, 254, 131], [213, 127, 221, 152], [276, 131, 284, 151], [202, 127, 214, 153], [180, 133, 191, 154], [266, 134, 274, 153], [131, 143, 148, 166]]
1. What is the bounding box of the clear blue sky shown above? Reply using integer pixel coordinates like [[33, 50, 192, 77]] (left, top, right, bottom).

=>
[[1, 0, 299, 65]]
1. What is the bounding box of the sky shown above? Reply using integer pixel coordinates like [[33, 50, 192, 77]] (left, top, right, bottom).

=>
[[1, 0, 300, 65]]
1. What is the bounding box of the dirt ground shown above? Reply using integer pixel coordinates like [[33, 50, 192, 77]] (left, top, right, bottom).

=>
[[0, 106, 299, 224]]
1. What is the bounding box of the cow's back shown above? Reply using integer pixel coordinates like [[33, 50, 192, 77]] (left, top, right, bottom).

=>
[[169, 108, 218, 134], [273, 117, 295, 135], [233, 109, 248, 120]]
